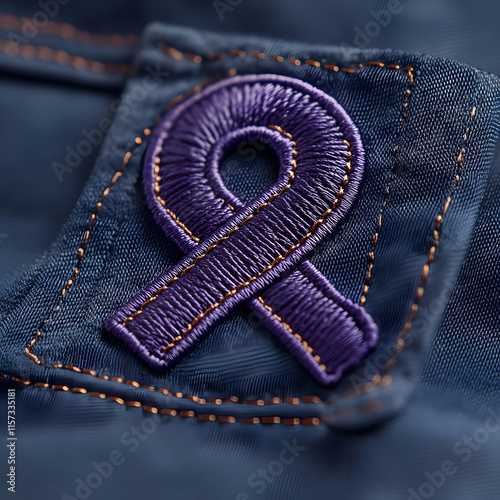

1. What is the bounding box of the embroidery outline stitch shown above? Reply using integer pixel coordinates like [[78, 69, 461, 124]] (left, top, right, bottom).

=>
[[111, 73, 375, 382], [20, 46, 436, 414]]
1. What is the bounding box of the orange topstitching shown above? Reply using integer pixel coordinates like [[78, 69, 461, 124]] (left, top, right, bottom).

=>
[[0, 38, 132, 74], [0, 12, 138, 46], [19, 44, 468, 418]]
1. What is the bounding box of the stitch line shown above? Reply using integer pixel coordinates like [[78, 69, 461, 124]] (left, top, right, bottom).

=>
[[153, 160, 200, 243], [25, 148, 136, 364], [257, 296, 326, 371], [23, 363, 329, 406], [1, 374, 385, 426], [359, 66, 415, 308], [341, 105, 477, 399], [167, 207, 200, 243], [0, 39, 132, 75], [0, 374, 323, 426], [161, 139, 352, 354], [0, 12, 139, 47], [127, 124, 299, 325], [159, 44, 403, 74]]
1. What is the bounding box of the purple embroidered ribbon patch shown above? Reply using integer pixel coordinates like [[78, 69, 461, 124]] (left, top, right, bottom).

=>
[[106, 74, 378, 386]]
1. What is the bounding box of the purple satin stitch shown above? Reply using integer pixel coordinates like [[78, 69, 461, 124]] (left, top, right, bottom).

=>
[[106, 74, 378, 386]]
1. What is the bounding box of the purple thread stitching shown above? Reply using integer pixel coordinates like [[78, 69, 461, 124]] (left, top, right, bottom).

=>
[[255, 261, 378, 384], [105, 74, 378, 386]]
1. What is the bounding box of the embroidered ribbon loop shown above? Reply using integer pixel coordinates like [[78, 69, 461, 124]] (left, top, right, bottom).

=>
[[106, 74, 378, 386]]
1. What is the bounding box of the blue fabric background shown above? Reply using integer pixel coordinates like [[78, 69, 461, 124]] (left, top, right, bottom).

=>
[[0, 2, 499, 499]]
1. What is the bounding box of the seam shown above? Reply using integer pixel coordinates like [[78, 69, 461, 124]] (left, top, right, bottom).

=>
[[257, 296, 326, 371], [1, 374, 384, 426], [0, 39, 132, 75], [341, 105, 477, 399], [0, 13, 139, 47], [24, 148, 137, 363], [17, 363, 329, 406], [160, 139, 351, 354], [159, 44, 403, 74], [20, 49, 416, 408], [129, 124, 298, 326], [359, 66, 415, 307]]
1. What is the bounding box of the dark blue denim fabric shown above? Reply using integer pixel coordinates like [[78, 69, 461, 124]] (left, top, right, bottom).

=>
[[3, 0, 500, 280], [1, 15, 500, 500]]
